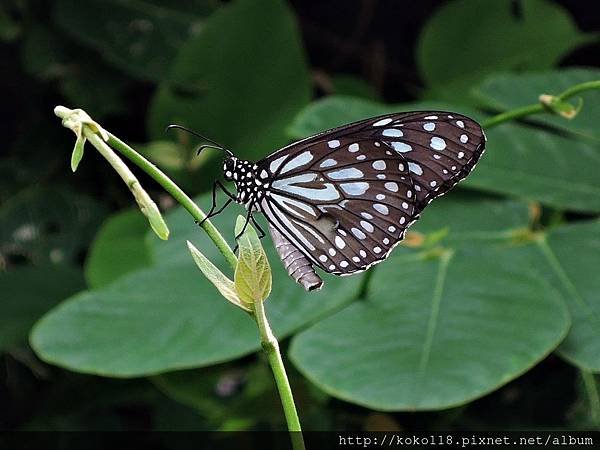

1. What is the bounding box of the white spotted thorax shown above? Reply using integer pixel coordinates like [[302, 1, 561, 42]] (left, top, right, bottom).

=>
[[220, 111, 485, 290]]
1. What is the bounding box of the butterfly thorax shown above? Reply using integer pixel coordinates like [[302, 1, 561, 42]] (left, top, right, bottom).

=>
[[223, 157, 264, 207]]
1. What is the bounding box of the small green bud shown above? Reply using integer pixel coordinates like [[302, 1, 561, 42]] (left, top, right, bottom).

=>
[[539, 94, 583, 120]]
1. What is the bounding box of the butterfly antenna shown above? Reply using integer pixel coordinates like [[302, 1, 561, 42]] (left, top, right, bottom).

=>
[[166, 124, 234, 157]]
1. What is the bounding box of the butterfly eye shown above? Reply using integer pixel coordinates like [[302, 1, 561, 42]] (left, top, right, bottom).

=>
[[223, 158, 235, 180]]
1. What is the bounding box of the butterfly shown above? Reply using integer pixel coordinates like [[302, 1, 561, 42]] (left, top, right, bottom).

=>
[[170, 111, 486, 291]]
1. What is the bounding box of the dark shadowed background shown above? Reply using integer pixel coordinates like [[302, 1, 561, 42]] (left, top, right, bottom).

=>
[[2, 0, 600, 433]]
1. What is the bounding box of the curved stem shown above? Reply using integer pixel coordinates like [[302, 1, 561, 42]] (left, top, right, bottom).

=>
[[482, 79, 600, 129], [253, 300, 304, 449], [107, 133, 237, 271]]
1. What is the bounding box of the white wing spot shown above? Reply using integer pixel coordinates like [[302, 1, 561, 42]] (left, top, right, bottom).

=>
[[372, 160, 386, 170], [408, 162, 423, 175], [339, 229, 347, 236], [376, 194, 385, 200], [259, 169, 268, 179], [456, 120, 465, 128], [430, 137, 446, 151], [430, 180, 437, 187], [352, 256, 361, 263], [328, 140, 341, 148], [328, 168, 364, 180], [340, 182, 369, 195], [388, 225, 396, 232], [360, 220, 374, 232], [373, 118, 393, 126], [407, 190, 412, 198], [320, 158, 337, 168], [361, 212, 374, 219], [269, 154, 288, 173], [383, 128, 403, 137], [352, 227, 366, 240], [383, 238, 390, 245], [424, 115, 438, 120], [451, 166, 457, 171], [328, 264, 335, 270], [340, 261, 349, 268], [319, 255, 328, 262], [335, 236, 346, 249], [460, 134, 468, 143], [376, 174, 386, 180], [280, 151, 314, 174], [359, 250, 367, 257], [392, 142, 412, 153], [328, 248, 336, 256], [373, 203, 389, 215], [402, 202, 409, 209], [348, 143, 360, 152], [433, 154, 442, 160], [423, 122, 436, 131], [384, 182, 399, 192], [356, 155, 366, 160], [400, 217, 406, 224], [373, 246, 382, 254], [374, 142, 381, 147], [398, 162, 405, 171], [458, 151, 465, 159]]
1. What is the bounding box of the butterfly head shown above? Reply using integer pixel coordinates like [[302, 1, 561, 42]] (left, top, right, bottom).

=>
[[223, 156, 238, 181]]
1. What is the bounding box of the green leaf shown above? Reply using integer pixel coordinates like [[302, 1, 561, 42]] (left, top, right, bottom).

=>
[[234, 216, 272, 306], [52, 0, 214, 81], [532, 221, 600, 371], [0, 186, 107, 265], [187, 240, 246, 312], [474, 68, 600, 141], [70, 134, 85, 172], [417, 0, 593, 100], [412, 193, 530, 244], [31, 193, 361, 376], [148, 0, 311, 159], [0, 265, 84, 351], [466, 123, 600, 212], [288, 96, 484, 139], [290, 246, 569, 410], [85, 209, 153, 289]]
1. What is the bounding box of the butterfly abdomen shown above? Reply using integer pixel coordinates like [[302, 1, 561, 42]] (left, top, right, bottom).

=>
[[268, 225, 323, 291]]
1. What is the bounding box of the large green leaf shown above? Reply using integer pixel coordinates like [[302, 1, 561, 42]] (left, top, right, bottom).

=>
[[290, 245, 569, 410], [533, 221, 600, 371], [148, 0, 310, 160], [466, 123, 600, 212], [30, 194, 361, 377], [85, 209, 153, 289], [417, 0, 592, 99], [474, 68, 600, 141], [0, 265, 84, 351], [52, 0, 214, 81]]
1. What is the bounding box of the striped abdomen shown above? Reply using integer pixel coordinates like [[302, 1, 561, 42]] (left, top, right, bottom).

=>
[[268, 225, 323, 291]]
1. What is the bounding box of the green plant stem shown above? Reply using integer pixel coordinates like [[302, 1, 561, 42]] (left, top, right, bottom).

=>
[[581, 369, 600, 427], [106, 133, 237, 271], [482, 79, 600, 129], [253, 299, 304, 449]]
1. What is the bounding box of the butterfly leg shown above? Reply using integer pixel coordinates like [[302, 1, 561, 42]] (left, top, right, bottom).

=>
[[233, 204, 255, 252], [250, 215, 266, 239], [198, 181, 236, 226]]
